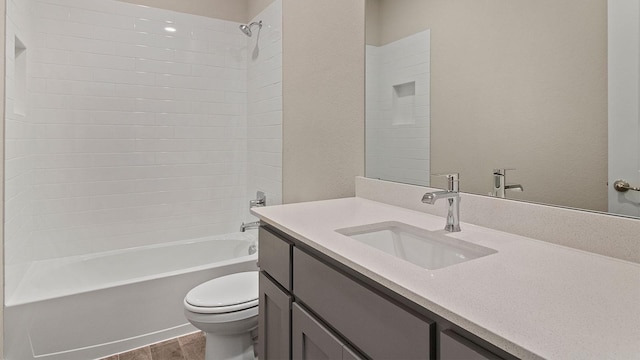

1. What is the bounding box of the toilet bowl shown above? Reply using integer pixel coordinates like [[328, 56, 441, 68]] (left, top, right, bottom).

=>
[[184, 271, 259, 360]]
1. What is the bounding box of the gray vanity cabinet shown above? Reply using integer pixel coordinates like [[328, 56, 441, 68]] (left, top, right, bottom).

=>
[[259, 227, 292, 290], [293, 248, 433, 359], [258, 227, 293, 360], [440, 330, 502, 360], [258, 272, 292, 360], [292, 303, 363, 360], [258, 225, 516, 360]]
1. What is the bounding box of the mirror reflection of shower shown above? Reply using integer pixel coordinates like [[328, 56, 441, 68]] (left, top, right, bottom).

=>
[[239, 20, 262, 37], [240, 20, 263, 60]]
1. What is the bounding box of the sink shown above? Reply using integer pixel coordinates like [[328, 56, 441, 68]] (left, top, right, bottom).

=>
[[335, 222, 497, 270]]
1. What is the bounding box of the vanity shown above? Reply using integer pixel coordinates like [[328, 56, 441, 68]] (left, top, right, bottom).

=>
[[252, 188, 640, 360], [258, 223, 514, 360]]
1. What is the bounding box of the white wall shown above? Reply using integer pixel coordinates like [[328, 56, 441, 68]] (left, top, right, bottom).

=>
[[116, 0, 247, 23], [1, 0, 6, 354], [246, 0, 282, 212], [366, 30, 430, 186], [26, 0, 248, 260], [4, 0, 35, 303]]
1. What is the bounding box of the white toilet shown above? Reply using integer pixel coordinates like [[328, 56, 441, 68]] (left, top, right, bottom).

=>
[[184, 271, 259, 360]]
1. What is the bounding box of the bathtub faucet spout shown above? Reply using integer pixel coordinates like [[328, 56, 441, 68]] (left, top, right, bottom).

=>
[[240, 221, 260, 232]]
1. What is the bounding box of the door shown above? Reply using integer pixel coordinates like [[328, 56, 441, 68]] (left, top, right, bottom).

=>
[[292, 303, 364, 360], [609, 0, 640, 217], [259, 272, 292, 360]]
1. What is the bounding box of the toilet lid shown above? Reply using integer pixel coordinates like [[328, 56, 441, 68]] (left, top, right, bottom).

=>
[[185, 271, 258, 313]]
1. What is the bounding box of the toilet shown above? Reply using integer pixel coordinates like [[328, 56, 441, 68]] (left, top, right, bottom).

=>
[[184, 271, 259, 360]]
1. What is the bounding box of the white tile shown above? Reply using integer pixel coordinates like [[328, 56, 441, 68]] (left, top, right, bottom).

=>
[[174, 50, 225, 66], [92, 111, 155, 125], [92, 69, 156, 85], [114, 84, 174, 100], [135, 58, 191, 75], [172, 88, 225, 103], [71, 52, 136, 70], [71, 81, 117, 97], [123, 44, 175, 62], [135, 98, 191, 114], [32, 48, 72, 65], [5, 0, 282, 265], [68, 7, 134, 30], [31, 2, 72, 22], [31, 63, 93, 81]]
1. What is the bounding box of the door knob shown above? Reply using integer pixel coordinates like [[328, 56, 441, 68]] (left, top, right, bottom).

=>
[[613, 179, 640, 192]]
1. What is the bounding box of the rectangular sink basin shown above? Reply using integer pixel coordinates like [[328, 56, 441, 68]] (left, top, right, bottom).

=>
[[336, 221, 497, 270]]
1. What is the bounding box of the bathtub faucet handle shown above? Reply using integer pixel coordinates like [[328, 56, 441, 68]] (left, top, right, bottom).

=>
[[240, 221, 260, 232], [249, 191, 266, 208]]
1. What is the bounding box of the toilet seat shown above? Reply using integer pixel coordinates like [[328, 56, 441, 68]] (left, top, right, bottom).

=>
[[184, 271, 259, 314]]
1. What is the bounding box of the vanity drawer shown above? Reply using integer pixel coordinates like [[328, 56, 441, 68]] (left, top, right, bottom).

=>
[[293, 248, 434, 359], [259, 227, 292, 290]]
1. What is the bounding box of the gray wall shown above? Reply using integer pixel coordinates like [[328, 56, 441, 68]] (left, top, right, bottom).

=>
[[248, 0, 275, 21], [282, 0, 365, 203]]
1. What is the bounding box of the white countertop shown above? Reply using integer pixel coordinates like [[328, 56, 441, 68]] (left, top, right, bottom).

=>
[[252, 197, 640, 360]]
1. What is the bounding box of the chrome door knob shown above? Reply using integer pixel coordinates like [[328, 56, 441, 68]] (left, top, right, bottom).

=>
[[613, 179, 640, 192]]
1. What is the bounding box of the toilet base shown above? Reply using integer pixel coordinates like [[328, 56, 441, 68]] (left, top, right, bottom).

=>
[[204, 332, 256, 360]]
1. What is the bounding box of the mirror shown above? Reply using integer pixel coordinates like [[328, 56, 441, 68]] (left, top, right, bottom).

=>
[[365, 0, 640, 218]]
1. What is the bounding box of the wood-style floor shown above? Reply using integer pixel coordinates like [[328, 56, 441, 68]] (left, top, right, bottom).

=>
[[100, 332, 204, 360]]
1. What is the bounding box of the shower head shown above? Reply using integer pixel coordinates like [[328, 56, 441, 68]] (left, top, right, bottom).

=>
[[239, 21, 262, 37]]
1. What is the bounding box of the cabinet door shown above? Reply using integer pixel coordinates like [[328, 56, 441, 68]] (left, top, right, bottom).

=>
[[440, 330, 503, 360], [342, 346, 365, 360], [259, 272, 292, 360], [292, 303, 346, 360]]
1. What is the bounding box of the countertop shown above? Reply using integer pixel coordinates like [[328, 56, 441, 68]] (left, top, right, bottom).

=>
[[251, 197, 640, 360]]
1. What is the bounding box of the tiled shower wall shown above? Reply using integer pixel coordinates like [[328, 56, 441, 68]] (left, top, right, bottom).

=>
[[246, 0, 282, 213], [4, 0, 283, 300], [27, 0, 248, 261], [5, 0, 35, 275], [366, 30, 431, 186]]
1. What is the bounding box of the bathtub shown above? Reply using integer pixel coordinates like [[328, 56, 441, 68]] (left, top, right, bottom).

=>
[[4, 231, 258, 360]]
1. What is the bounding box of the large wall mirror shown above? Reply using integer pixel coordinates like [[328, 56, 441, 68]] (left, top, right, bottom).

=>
[[365, 0, 640, 219]]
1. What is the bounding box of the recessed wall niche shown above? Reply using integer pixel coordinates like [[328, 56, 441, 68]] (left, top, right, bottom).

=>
[[392, 81, 415, 125], [14, 36, 27, 116]]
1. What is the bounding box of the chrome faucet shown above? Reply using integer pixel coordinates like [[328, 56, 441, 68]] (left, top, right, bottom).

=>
[[491, 169, 523, 198], [240, 221, 260, 232], [241, 191, 266, 232], [250, 191, 266, 208], [422, 173, 461, 232]]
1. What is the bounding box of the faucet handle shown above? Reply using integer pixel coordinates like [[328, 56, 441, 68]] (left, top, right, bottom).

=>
[[432, 173, 459, 192], [249, 191, 266, 208], [432, 172, 459, 179], [493, 168, 516, 176]]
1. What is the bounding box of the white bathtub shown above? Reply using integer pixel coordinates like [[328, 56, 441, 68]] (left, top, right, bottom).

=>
[[4, 231, 258, 360]]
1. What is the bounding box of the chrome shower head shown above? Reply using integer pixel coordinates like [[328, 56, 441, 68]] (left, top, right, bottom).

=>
[[239, 24, 251, 36], [239, 20, 262, 37]]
